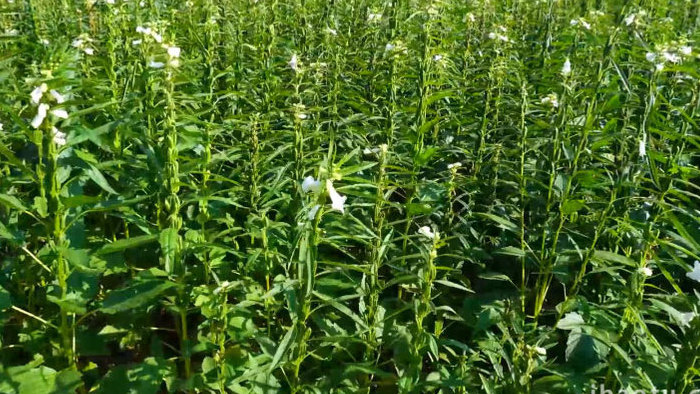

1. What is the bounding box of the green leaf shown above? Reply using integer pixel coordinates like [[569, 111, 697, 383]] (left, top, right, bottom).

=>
[[268, 324, 296, 373], [0, 194, 27, 211], [592, 250, 635, 267], [96, 234, 158, 255], [101, 280, 176, 314]]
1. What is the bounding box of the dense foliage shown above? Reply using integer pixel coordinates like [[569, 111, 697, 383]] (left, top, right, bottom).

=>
[[0, 0, 699, 392]]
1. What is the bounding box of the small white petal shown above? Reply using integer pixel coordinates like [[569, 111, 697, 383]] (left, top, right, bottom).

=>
[[49, 90, 65, 104], [52, 127, 66, 146], [639, 138, 646, 157], [84, 47, 95, 55], [687, 261, 700, 283], [326, 180, 346, 213], [167, 46, 181, 58], [639, 267, 653, 277], [132, 39, 143, 46], [30, 84, 47, 104], [148, 61, 165, 69], [31, 103, 49, 129], [561, 58, 571, 76], [645, 52, 656, 62], [679, 46, 692, 56], [289, 54, 298, 71], [301, 176, 321, 193], [51, 109, 69, 119], [418, 226, 436, 239], [151, 32, 163, 43], [624, 14, 635, 26]]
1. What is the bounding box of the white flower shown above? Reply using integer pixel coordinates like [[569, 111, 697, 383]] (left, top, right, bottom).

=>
[[385, 43, 395, 52], [52, 127, 66, 146], [308, 204, 320, 220], [466, 13, 475, 22], [557, 312, 584, 330], [534, 346, 547, 357], [447, 162, 461, 170], [418, 226, 436, 239], [679, 46, 692, 56], [645, 52, 656, 62], [639, 267, 653, 277], [296, 113, 307, 120], [326, 180, 346, 213], [561, 58, 571, 76], [167, 46, 181, 58], [148, 60, 165, 69], [31, 103, 49, 129], [624, 13, 635, 26], [655, 63, 664, 72], [301, 176, 321, 193], [49, 90, 65, 104], [51, 109, 68, 119], [445, 135, 454, 144], [151, 32, 163, 43], [105, 0, 115, 4], [0, 123, 4, 131], [679, 312, 695, 327], [580, 20, 591, 30], [639, 137, 646, 157], [136, 26, 151, 35], [433, 54, 443, 61], [368, 13, 382, 23], [662, 51, 680, 64], [687, 261, 700, 283], [326, 27, 337, 36], [72, 38, 84, 48], [84, 47, 95, 55], [541, 93, 559, 108], [132, 39, 143, 46], [289, 53, 299, 71], [30, 83, 48, 104], [40, 38, 50, 46]]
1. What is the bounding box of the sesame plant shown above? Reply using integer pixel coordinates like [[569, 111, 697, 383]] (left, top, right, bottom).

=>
[[0, 0, 699, 393]]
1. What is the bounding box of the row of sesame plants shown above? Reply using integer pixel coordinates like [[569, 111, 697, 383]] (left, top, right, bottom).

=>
[[0, 0, 699, 392]]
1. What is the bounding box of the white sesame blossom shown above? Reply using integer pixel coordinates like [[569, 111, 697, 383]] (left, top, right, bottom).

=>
[[51, 109, 69, 119], [31, 103, 49, 129], [687, 261, 700, 283], [541, 93, 559, 108], [148, 60, 165, 69], [561, 58, 572, 76], [679, 46, 692, 56], [289, 54, 299, 72], [301, 176, 321, 193], [132, 39, 143, 46], [31, 83, 48, 105], [662, 51, 680, 63], [624, 13, 635, 26], [326, 180, 346, 213], [50, 90, 65, 104], [639, 267, 653, 277], [52, 127, 66, 146], [385, 43, 395, 52], [639, 136, 646, 157], [418, 226, 436, 239], [368, 13, 382, 23], [447, 162, 462, 170], [645, 52, 656, 62], [84, 47, 95, 56]]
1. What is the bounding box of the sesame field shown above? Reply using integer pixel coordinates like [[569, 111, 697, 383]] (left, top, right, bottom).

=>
[[0, 0, 700, 392]]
